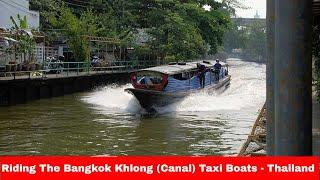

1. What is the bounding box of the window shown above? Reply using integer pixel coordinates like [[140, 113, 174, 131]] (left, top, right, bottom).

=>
[[137, 71, 163, 85]]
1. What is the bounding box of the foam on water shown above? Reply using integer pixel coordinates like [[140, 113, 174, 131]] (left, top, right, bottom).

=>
[[82, 59, 266, 114], [82, 84, 143, 113]]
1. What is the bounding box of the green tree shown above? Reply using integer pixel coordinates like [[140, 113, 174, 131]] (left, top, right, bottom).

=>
[[245, 21, 266, 60], [223, 20, 248, 53], [50, 6, 100, 61], [30, 0, 236, 62], [223, 20, 266, 62], [29, 0, 61, 30], [10, 15, 36, 63], [130, 0, 231, 61]]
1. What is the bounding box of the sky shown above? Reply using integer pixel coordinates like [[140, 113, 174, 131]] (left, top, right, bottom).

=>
[[235, 0, 266, 18]]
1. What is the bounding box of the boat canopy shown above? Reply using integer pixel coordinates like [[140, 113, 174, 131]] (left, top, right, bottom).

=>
[[139, 61, 227, 75]]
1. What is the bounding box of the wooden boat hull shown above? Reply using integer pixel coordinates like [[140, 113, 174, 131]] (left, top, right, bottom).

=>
[[125, 75, 231, 111]]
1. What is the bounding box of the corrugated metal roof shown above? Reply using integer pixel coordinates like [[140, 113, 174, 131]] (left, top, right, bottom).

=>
[[141, 63, 197, 75], [140, 61, 226, 75]]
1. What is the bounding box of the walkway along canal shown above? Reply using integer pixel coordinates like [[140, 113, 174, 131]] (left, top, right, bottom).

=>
[[0, 61, 156, 106]]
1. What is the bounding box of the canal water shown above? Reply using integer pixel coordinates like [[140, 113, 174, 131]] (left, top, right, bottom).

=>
[[0, 59, 266, 155]]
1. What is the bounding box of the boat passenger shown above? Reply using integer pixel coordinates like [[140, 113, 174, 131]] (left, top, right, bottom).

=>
[[197, 63, 206, 88], [138, 75, 153, 86], [213, 59, 222, 81], [182, 72, 188, 80]]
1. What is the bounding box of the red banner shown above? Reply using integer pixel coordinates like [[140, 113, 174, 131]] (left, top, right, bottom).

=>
[[0, 156, 319, 180]]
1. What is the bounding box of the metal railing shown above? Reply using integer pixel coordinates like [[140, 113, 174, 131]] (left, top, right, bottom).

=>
[[0, 60, 160, 80]]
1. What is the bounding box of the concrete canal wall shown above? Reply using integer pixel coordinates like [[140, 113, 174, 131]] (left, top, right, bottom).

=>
[[0, 72, 130, 106]]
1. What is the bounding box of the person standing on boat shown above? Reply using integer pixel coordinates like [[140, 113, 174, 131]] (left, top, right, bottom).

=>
[[197, 63, 206, 88], [214, 59, 222, 81]]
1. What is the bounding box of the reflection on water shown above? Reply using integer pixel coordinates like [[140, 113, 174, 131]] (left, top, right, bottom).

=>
[[0, 59, 266, 155]]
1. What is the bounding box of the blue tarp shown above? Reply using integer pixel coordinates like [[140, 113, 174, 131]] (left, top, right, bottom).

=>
[[164, 69, 226, 92]]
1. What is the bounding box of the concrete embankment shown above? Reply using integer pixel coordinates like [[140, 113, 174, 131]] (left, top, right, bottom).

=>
[[0, 72, 130, 106]]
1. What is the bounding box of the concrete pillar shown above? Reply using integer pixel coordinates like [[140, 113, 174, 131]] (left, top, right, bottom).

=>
[[274, 0, 313, 155], [266, 0, 275, 156]]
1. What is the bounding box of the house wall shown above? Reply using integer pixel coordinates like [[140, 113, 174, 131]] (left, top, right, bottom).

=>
[[0, 0, 39, 29]]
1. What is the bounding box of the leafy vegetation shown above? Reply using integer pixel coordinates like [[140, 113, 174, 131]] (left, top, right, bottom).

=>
[[49, 6, 100, 61], [29, 0, 243, 62], [10, 15, 36, 63], [245, 21, 266, 60], [223, 19, 248, 53], [223, 19, 266, 62]]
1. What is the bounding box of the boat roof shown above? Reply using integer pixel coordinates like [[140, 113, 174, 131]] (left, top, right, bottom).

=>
[[139, 60, 227, 75]]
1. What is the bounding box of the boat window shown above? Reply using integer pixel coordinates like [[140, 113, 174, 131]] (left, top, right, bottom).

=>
[[172, 71, 193, 80], [188, 70, 200, 78], [172, 73, 182, 80], [137, 71, 163, 85], [139, 78, 146, 84]]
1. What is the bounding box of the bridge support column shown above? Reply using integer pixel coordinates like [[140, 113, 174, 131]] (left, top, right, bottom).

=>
[[266, 0, 275, 156], [274, 0, 313, 155]]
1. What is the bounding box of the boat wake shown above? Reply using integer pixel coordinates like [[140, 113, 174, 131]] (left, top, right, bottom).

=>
[[82, 84, 143, 114], [82, 59, 266, 114]]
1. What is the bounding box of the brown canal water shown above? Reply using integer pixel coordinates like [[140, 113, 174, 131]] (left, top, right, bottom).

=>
[[0, 59, 266, 155]]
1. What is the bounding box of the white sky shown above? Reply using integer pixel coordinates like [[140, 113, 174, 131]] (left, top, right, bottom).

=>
[[236, 0, 266, 18]]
